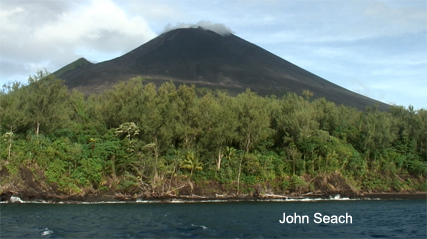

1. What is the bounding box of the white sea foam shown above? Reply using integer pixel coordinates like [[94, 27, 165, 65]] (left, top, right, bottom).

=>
[[1, 194, 380, 204], [191, 224, 208, 230], [41, 227, 54, 236], [132, 197, 362, 203], [136, 199, 162, 203], [10, 196, 24, 203], [330, 194, 341, 200], [78, 201, 128, 204]]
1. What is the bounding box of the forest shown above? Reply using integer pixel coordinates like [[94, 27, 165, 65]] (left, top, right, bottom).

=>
[[1, 70, 426, 198]]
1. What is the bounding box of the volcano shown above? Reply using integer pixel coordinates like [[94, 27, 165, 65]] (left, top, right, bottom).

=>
[[56, 27, 389, 111]]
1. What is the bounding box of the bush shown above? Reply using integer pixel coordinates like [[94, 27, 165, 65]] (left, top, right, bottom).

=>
[[46, 158, 79, 193], [281, 179, 291, 190], [78, 157, 104, 186], [290, 175, 307, 193], [408, 160, 427, 177], [117, 172, 138, 191], [242, 175, 258, 185]]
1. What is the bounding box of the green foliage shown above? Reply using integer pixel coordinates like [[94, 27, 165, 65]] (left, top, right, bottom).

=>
[[408, 160, 427, 177], [179, 151, 203, 176], [25, 70, 72, 135], [235, 89, 274, 153], [77, 157, 104, 186], [46, 158, 80, 193], [1, 72, 426, 195], [117, 172, 139, 191], [115, 122, 140, 140], [242, 175, 258, 185], [290, 175, 308, 193]]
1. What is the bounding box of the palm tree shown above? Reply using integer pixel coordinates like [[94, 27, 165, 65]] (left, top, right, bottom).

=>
[[179, 151, 203, 177]]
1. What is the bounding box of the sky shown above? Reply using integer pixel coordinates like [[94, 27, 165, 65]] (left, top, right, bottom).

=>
[[1, 0, 426, 109]]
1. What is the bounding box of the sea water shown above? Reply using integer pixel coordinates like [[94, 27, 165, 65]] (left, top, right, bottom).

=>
[[1, 199, 426, 238]]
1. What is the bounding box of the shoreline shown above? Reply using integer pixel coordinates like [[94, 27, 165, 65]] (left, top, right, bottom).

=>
[[361, 192, 427, 200], [2, 192, 426, 204]]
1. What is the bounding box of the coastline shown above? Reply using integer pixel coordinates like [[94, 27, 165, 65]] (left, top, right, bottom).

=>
[[2, 165, 425, 204], [2, 191, 426, 204]]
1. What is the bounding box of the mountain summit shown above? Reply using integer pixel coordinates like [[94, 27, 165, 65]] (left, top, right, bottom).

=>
[[56, 27, 388, 110]]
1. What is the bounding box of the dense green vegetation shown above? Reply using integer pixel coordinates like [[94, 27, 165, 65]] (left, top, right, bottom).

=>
[[1, 71, 426, 196]]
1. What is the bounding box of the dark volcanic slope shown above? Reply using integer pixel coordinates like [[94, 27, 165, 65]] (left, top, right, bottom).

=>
[[58, 27, 389, 111]]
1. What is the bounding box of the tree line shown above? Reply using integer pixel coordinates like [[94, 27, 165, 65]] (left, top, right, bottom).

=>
[[1, 71, 426, 195]]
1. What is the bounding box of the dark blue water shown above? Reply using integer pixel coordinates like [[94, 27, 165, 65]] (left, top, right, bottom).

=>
[[1, 200, 426, 238]]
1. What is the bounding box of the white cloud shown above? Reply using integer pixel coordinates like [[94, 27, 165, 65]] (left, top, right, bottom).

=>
[[0, 0, 156, 83], [34, 0, 156, 48], [163, 21, 233, 36]]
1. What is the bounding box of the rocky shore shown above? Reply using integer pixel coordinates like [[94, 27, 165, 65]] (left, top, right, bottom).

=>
[[1, 189, 426, 204], [1, 165, 425, 204]]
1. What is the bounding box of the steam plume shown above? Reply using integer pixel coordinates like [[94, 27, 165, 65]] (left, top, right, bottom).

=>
[[163, 21, 233, 36]]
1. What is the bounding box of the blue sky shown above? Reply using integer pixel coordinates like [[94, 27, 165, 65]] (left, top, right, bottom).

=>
[[1, 0, 426, 109]]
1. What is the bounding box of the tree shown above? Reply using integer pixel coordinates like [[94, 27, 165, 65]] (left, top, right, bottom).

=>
[[197, 91, 238, 170], [24, 70, 71, 135], [360, 106, 396, 160], [175, 85, 200, 149], [69, 89, 90, 124], [97, 77, 145, 128], [115, 122, 140, 142], [275, 92, 319, 146], [179, 151, 203, 177], [2, 131, 13, 160], [313, 97, 337, 134], [0, 81, 29, 133], [302, 89, 313, 101], [139, 82, 179, 179], [287, 142, 301, 175], [234, 89, 274, 153]]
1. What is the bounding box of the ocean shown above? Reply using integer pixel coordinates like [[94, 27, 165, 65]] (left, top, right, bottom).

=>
[[1, 199, 426, 238]]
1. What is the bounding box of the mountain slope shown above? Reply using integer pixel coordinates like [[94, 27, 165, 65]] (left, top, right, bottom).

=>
[[54, 57, 92, 77], [57, 27, 389, 111]]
